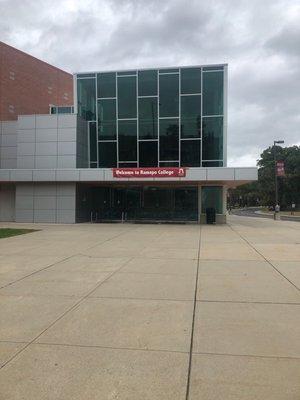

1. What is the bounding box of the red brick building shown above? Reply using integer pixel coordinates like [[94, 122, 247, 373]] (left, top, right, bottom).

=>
[[0, 41, 73, 121]]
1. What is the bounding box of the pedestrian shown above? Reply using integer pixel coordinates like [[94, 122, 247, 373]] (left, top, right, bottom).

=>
[[291, 202, 296, 215], [274, 203, 280, 220]]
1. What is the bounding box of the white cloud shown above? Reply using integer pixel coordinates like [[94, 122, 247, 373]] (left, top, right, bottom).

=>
[[0, 0, 299, 167]]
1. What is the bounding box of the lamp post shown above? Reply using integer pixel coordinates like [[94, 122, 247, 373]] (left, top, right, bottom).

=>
[[273, 140, 284, 215]]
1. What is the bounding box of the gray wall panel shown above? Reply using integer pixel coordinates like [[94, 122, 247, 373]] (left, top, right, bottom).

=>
[[0, 184, 15, 221], [15, 183, 76, 223]]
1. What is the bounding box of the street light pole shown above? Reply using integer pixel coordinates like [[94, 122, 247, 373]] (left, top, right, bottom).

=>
[[273, 140, 284, 217]]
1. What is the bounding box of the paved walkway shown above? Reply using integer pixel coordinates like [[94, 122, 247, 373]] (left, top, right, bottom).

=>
[[0, 216, 299, 399]]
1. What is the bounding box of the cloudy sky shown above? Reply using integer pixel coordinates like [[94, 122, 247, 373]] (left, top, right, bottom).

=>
[[1, 0, 300, 166]]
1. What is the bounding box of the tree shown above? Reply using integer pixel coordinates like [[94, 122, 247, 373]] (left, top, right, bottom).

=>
[[229, 145, 300, 209]]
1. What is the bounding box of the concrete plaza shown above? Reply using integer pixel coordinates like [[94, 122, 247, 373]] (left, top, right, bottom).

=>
[[0, 216, 299, 399]]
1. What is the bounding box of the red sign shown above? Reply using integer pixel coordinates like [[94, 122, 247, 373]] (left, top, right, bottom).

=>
[[112, 167, 186, 178], [276, 161, 285, 176]]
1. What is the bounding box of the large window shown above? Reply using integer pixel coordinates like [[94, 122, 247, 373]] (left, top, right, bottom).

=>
[[202, 117, 223, 160], [77, 78, 96, 120], [159, 118, 179, 161], [98, 99, 116, 140], [89, 122, 97, 163], [139, 141, 158, 167], [98, 142, 117, 167], [138, 70, 157, 96], [97, 72, 116, 98], [78, 65, 225, 168], [138, 97, 158, 139], [181, 95, 201, 138], [159, 74, 179, 117], [181, 67, 201, 94], [203, 71, 223, 115], [118, 76, 137, 118], [118, 120, 137, 161], [181, 140, 201, 167], [201, 186, 223, 214]]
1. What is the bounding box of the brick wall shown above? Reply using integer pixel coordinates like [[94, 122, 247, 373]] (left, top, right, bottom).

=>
[[0, 41, 73, 121]]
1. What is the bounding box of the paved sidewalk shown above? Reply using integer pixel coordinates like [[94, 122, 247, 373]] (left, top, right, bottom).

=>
[[0, 216, 299, 399]]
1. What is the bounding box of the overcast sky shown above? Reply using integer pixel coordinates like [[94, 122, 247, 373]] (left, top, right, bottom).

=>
[[1, 0, 299, 166]]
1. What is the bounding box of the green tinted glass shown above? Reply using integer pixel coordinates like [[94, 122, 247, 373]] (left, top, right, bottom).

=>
[[159, 161, 179, 167], [201, 186, 223, 214], [77, 78, 96, 120], [118, 120, 137, 161], [118, 76, 137, 118], [203, 65, 224, 71], [181, 67, 201, 94], [117, 71, 136, 76], [159, 74, 179, 117], [159, 68, 179, 73], [97, 72, 116, 98], [138, 70, 157, 96], [159, 118, 179, 161], [202, 117, 223, 160], [181, 140, 201, 167], [202, 161, 223, 167], [138, 97, 158, 139], [89, 122, 97, 162], [202, 71, 223, 115], [98, 142, 117, 167], [181, 95, 201, 138], [98, 99, 116, 140], [139, 141, 158, 167]]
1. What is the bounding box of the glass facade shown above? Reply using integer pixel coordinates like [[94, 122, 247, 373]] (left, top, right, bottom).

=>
[[76, 65, 225, 168], [88, 186, 198, 221]]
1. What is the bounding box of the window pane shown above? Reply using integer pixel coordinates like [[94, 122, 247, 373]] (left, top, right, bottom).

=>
[[181, 140, 201, 167], [98, 142, 117, 167], [119, 162, 138, 168], [144, 187, 172, 209], [77, 73, 95, 78], [118, 76, 137, 118], [203, 71, 223, 115], [181, 95, 201, 138], [138, 97, 158, 139], [203, 65, 224, 71], [159, 68, 179, 73], [175, 187, 198, 211], [201, 186, 223, 214], [181, 67, 201, 94], [139, 141, 158, 167], [202, 117, 223, 160], [98, 99, 116, 140], [97, 72, 116, 98], [77, 78, 96, 120], [89, 122, 97, 162], [118, 70, 136, 76], [159, 161, 179, 167], [138, 70, 157, 96], [118, 120, 137, 161], [202, 161, 223, 167], [159, 74, 179, 117], [159, 118, 179, 161]]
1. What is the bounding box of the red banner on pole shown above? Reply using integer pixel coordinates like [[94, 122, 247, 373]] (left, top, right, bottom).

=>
[[112, 167, 186, 178], [276, 161, 285, 176]]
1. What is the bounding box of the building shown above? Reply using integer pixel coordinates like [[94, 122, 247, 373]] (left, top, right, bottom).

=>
[[0, 41, 73, 121], [0, 46, 257, 223]]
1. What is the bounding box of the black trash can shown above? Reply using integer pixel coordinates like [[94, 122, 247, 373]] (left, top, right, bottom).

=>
[[206, 207, 216, 224]]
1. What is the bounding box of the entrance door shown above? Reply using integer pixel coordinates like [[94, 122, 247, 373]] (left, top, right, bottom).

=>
[[125, 187, 141, 220]]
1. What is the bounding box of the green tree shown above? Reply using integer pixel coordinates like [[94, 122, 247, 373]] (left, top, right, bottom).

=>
[[229, 145, 300, 209]]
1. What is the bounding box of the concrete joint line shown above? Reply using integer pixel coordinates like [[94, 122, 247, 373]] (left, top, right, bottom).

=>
[[228, 223, 300, 293], [0, 226, 142, 371], [185, 225, 202, 400]]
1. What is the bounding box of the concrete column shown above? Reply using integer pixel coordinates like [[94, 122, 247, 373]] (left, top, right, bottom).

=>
[[198, 185, 202, 224]]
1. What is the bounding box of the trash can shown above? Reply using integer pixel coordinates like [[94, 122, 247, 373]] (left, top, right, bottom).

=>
[[206, 207, 216, 224]]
